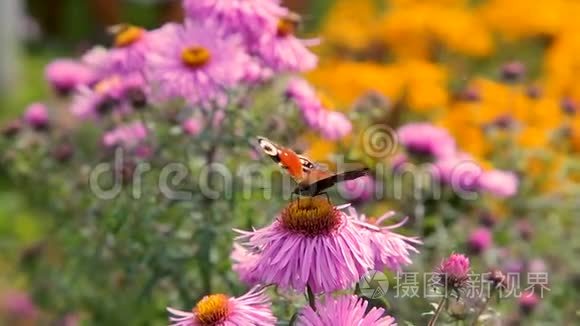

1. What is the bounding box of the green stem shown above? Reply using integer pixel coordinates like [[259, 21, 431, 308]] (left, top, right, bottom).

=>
[[471, 290, 495, 326], [428, 296, 447, 326], [306, 284, 317, 311]]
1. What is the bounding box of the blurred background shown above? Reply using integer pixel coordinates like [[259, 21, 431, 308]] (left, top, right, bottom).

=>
[[2, 0, 580, 325]]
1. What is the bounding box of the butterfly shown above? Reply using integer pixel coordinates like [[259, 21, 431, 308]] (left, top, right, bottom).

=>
[[257, 136, 369, 197]]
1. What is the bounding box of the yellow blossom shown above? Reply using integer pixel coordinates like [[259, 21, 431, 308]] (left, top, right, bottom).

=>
[[308, 59, 447, 112], [480, 0, 566, 39], [377, 3, 492, 59], [319, 0, 380, 52]]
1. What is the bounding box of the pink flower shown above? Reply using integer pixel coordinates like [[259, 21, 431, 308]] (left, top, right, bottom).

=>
[[318, 111, 352, 140], [286, 77, 319, 108], [183, 0, 288, 40], [350, 208, 421, 271], [242, 59, 274, 84], [234, 198, 374, 294], [102, 121, 148, 148], [528, 258, 548, 274], [230, 243, 259, 285], [255, 20, 318, 72], [182, 118, 203, 136], [167, 286, 276, 325], [134, 144, 154, 160], [468, 227, 492, 254], [298, 295, 396, 326], [146, 20, 251, 106], [337, 175, 377, 204], [285, 78, 324, 128], [435, 253, 471, 291], [501, 60, 526, 82], [100, 25, 151, 74], [391, 153, 408, 172], [519, 291, 540, 315], [478, 170, 518, 198], [433, 153, 482, 191], [397, 123, 456, 160], [44, 59, 96, 95], [70, 86, 112, 120], [23, 103, 49, 130], [70, 73, 147, 120], [284, 78, 351, 139], [0, 290, 39, 321], [82, 46, 110, 77]]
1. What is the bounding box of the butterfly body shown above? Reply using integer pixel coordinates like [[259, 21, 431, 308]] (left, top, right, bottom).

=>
[[257, 136, 369, 196]]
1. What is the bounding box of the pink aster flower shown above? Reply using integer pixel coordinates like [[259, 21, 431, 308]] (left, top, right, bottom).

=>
[[44, 59, 96, 95], [255, 35, 318, 73], [478, 170, 518, 198], [284, 78, 350, 138], [146, 20, 251, 107], [468, 227, 492, 254], [234, 198, 374, 294], [318, 110, 352, 140], [255, 18, 318, 73], [82, 46, 110, 77], [337, 175, 377, 204], [167, 286, 276, 326], [242, 59, 274, 84], [23, 102, 49, 130], [391, 153, 408, 173], [102, 121, 148, 148], [298, 295, 396, 326], [182, 118, 203, 136], [397, 123, 456, 160], [70, 74, 146, 119], [433, 153, 482, 192], [286, 78, 318, 107], [435, 253, 471, 292], [519, 291, 540, 315], [0, 290, 39, 321], [528, 258, 548, 274], [182, 0, 288, 40], [99, 25, 151, 74], [231, 243, 260, 285], [70, 86, 113, 120], [285, 78, 324, 127], [349, 208, 421, 271]]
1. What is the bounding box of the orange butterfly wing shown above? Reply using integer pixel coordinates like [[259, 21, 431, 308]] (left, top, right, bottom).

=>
[[257, 137, 305, 182], [277, 148, 305, 181]]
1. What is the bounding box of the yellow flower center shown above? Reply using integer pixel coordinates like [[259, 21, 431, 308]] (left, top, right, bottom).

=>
[[280, 197, 341, 236], [114, 25, 144, 48], [181, 46, 211, 69], [276, 18, 297, 37], [194, 294, 230, 325], [94, 76, 122, 94]]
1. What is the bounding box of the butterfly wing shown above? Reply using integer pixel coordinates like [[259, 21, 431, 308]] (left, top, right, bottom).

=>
[[257, 137, 305, 182], [295, 167, 370, 196]]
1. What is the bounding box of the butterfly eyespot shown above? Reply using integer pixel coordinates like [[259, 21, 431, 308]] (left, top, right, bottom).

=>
[[298, 155, 315, 169], [259, 139, 279, 157]]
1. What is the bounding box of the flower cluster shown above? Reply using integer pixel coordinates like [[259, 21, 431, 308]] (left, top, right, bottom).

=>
[[286, 77, 352, 140], [395, 122, 519, 198], [31, 0, 344, 149]]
